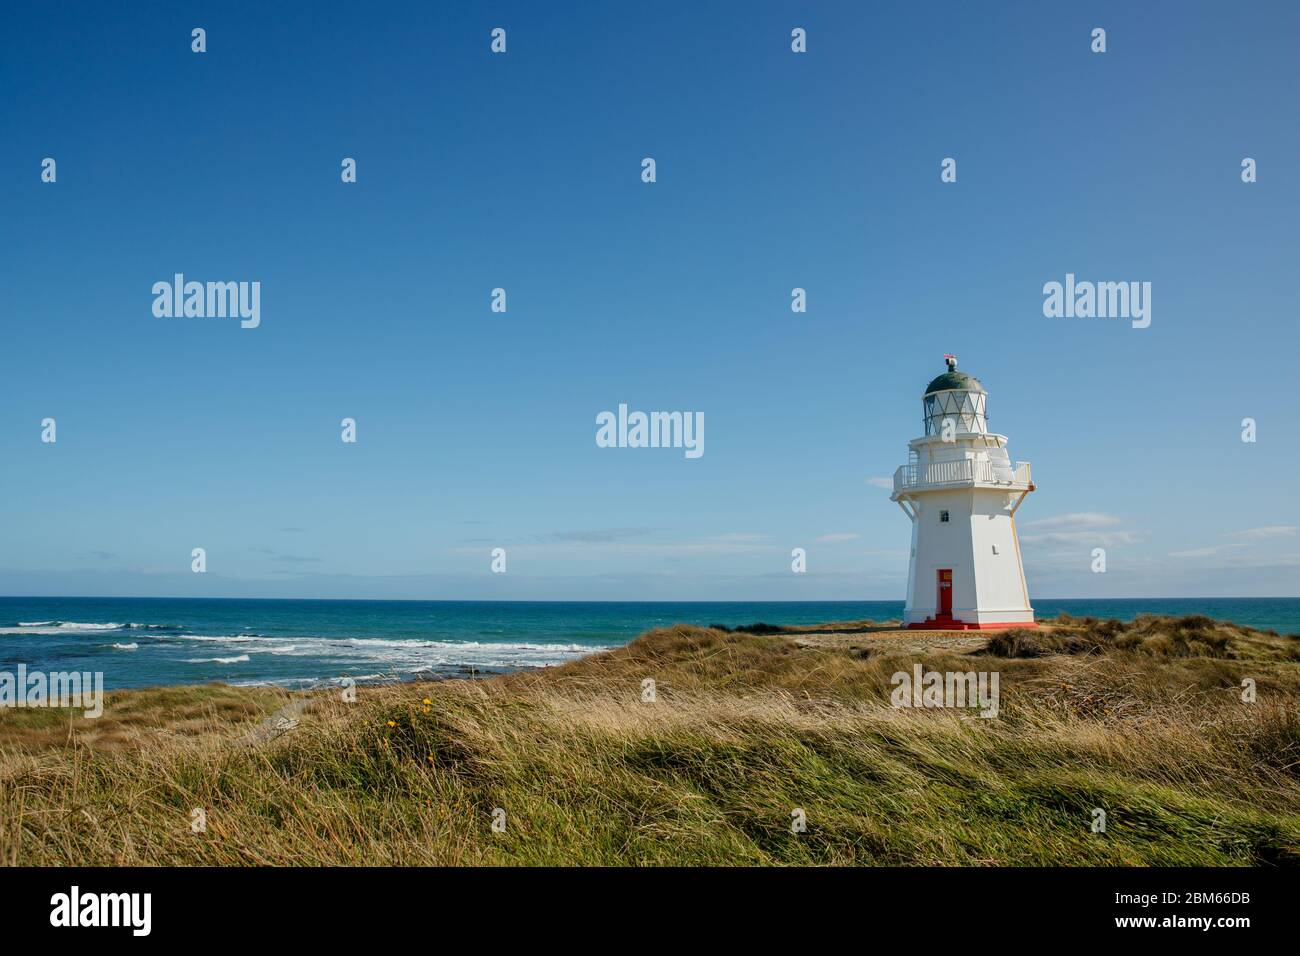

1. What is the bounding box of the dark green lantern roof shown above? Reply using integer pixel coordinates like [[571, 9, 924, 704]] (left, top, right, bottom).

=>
[[924, 355, 985, 394]]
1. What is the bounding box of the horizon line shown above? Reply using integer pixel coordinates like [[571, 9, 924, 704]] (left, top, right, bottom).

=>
[[0, 594, 1295, 604]]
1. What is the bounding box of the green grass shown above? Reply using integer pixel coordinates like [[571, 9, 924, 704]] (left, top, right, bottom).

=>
[[1, 616, 1297, 865]]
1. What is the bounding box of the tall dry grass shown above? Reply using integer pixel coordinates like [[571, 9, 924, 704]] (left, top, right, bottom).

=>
[[1, 617, 1297, 865]]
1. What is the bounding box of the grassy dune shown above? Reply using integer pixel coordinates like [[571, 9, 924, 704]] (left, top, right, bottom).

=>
[[1, 615, 1297, 866]]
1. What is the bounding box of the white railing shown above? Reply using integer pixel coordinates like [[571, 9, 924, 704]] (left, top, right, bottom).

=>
[[893, 459, 1031, 493]]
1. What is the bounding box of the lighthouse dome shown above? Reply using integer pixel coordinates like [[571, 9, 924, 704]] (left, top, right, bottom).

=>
[[925, 355, 985, 395], [922, 355, 989, 436], [924, 368, 985, 395]]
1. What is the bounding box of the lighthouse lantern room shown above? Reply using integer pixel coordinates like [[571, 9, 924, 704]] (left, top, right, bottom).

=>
[[890, 356, 1036, 629]]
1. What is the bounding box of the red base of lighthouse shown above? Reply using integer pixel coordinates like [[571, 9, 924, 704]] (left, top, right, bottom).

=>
[[906, 618, 1037, 631]]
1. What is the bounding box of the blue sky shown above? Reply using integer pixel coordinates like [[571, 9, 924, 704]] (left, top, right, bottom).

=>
[[2, 0, 1297, 600]]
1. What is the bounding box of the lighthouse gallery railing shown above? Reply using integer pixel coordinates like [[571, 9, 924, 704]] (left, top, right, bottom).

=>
[[893, 459, 1031, 493]]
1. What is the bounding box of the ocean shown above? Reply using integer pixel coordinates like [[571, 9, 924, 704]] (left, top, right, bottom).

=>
[[1, 596, 1296, 691]]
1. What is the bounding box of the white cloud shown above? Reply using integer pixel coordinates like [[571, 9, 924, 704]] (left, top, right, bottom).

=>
[[866, 476, 894, 489], [447, 531, 776, 560], [1018, 513, 1134, 548], [1020, 530, 1140, 547], [1223, 526, 1297, 541], [1166, 526, 1296, 558], [1021, 512, 1122, 531], [533, 528, 658, 544], [814, 533, 861, 543]]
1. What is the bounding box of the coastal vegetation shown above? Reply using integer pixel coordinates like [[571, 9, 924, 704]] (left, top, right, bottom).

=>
[[1, 615, 1297, 866]]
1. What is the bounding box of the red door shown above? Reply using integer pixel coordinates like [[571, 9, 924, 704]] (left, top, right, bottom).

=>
[[937, 569, 953, 617]]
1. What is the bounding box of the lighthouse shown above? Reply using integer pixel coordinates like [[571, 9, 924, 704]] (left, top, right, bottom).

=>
[[890, 356, 1036, 629]]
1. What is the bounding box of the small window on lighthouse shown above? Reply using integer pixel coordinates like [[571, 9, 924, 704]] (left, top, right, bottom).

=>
[[940, 510, 950, 523]]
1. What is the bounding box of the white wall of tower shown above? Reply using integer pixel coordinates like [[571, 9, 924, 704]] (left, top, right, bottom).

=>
[[905, 490, 976, 621], [902, 489, 1033, 625]]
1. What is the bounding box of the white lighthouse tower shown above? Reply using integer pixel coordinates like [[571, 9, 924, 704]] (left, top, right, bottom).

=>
[[890, 355, 1036, 629]]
